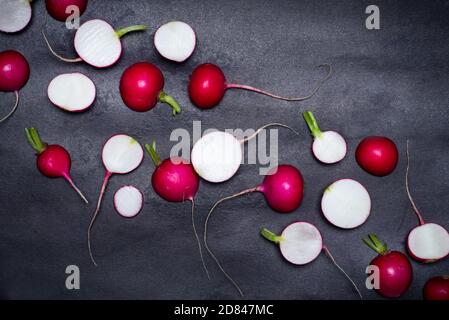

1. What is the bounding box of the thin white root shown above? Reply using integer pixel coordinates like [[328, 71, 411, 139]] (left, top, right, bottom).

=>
[[0, 91, 19, 123], [66, 176, 89, 204], [239, 122, 299, 144], [42, 30, 82, 63], [405, 140, 425, 225], [190, 199, 210, 280]]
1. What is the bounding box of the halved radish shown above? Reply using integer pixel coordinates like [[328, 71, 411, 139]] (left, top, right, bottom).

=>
[[321, 179, 371, 229], [88, 134, 144, 266], [405, 141, 449, 262], [0, 0, 32, 33], [48, 72, 95, 112], [114, 185, 143, 218], [261, 222, 362, 299], [154, 21, 196, 62], [302, 111, 346, 164], [43, 19, 147, 68]]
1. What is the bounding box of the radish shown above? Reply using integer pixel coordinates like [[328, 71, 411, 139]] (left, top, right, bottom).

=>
[[0, 0, 32, 33], [204, 164, 303, 296], [405, 141, 449, 262], [145, 141, 209, 277], [302, 111, 347, 164], [88, 134, 144, 266], [191, 123, 298, 183], [188, 63, 331, 109], [363, 233, 413, 298], [261, 222, 362, 299], [45, 0, 88, 22], [0, 50, 30, 123], [321, 179, 371, 229], [423, 276, 449, 300], [114, 185, 143, 218], [25, 127, 88, 204], [119, 62, 181, 116], [356, 136, 398, 176], [43, 19, 147, 68], [48, 72, 95, 112], [154, 21, 196, 62]]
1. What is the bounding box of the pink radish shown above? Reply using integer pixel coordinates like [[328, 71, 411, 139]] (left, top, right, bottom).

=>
[[302, 111, 346, 164], [261, 222, 362, 299], [204, 164, 303, 296], [423, 276, 449, 300], [145, 141, 209, 277], [0, 0, 32, 33], [188, 63, 331, 109], [88, 134, 144, 266], [114, 185, 143, 218], [191, 123, 298, 183], [48, 72, 96, 112], [363, 234, 413, 298], [45, 0, 88, 22], [321, 179, 371, 229], [356, 136, 398, 176], [154, 21, 196, 62], [0, 50, 30, 123], [405, 141, 449, 262], [25, 127, 88, 204], [43, 19, 147, 68]]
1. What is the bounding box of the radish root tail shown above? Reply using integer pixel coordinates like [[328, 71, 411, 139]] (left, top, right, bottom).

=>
[[405, 140, 425, 225], [64, 174, 89, 204], [239, 122, 299, 144], [42, 30, 83, 63], [190, 199, 210, 280], [0, 91, 19, 123], [323, 246, 362, 299]]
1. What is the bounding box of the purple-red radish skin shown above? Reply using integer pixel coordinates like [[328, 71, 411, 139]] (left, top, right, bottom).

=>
[[356, 136, 398, 176], [45, 0, 88, 22], [423, 276, 449, 300]]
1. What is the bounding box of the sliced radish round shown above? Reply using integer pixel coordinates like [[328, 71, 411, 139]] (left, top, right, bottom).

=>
[[408, 223, 449, 261], [154, 21, 196, 62], [114, 185, 143, 218], [102, 134, 144, 174], [0, 0, 32, 33], [191, 131, 242, 183], [321, 179, 371, 229], [48, 72, 95, 112]]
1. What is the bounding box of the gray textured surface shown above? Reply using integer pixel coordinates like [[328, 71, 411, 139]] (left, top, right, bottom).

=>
[[0, 0, 448, 300]]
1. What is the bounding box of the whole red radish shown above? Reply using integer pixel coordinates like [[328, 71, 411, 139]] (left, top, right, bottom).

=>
[[423, 276, 449, 300], [363, 234, 413, 298], [120, 62, 181, 115], [145, 141, 208, 277], [0, 50, 30, 123], [25, 127, 88, 204], [188, 63, 331, 109], [356, 136, 398, 176], [45, 0, 88, 22]]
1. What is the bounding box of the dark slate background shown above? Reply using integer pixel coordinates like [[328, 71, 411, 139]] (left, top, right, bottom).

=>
[[0, 0, 448, 300]]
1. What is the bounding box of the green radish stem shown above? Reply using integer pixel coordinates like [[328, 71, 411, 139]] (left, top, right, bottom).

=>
[[260, 228, 283, 244], [25, 127, 46, 153], [158, 91, 181, 116], [115, 25, 147, 38], [145, 141, 162, 166], [362, 233, 388, 255], [303, 111, 322, 138]]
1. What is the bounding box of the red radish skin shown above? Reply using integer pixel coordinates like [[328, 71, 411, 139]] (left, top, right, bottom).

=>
[[0, 50, 30, 123], [25, 127, 88, 204], [363, 234, 413, 298], [356, 136, 398, 176], [120, 62, 181, 115], [423, 276, 449, 300], [188, 63, 332, 109], [145, 141, 208, 277], [45, 0, 88, 22]]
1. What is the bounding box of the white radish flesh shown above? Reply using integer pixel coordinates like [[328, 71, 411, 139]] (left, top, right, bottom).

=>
[[154, 21, 196, 62], [48, 72, 96, 112], [114, 185, 143, 218], [0, 0, 32, 33], [408, 223, 449, 260], [321, 179, 371, 229]]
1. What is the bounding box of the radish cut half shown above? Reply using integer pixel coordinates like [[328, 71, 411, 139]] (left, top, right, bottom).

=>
[[0, 0, 32, 33], [114, 185, 143, 218], [48, 72, 96, 112], [321, 179, 371, 229], [102, 134, 144, 174], [408, 223, 449, 261], [154, 21, 196, 62]]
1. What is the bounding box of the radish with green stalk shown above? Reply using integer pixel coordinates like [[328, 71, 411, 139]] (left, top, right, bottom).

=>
[[321, 179, 371, 229], [302, 111, 346, 164], [145, 141, 209, 277], [114, 185, 143, 218], [191, 123, 298, 183], [405, 141, 449, 262], [0, 0, 32, 33], [261, 222, 362, 299], [25, 127, 88, 204], [43, 19, 147, 68], [204, 164, 304, 296], [154, 21, 196, 62], [88, 134, 144, 266]]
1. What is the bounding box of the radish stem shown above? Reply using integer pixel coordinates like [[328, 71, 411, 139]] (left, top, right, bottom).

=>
[[115, 25, 147, 38], [260, 228, 283, 244], [239, 122, 299, 144], [302, 111, 322, 138], [405, 140, 425, 225], [362, 233, 388, 255], [25, 127, 46, 153], [0, 91, 19, 123], [145, 141, 162, 166], [158, 91, 181, 116], [190, 199, 210, 280]]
